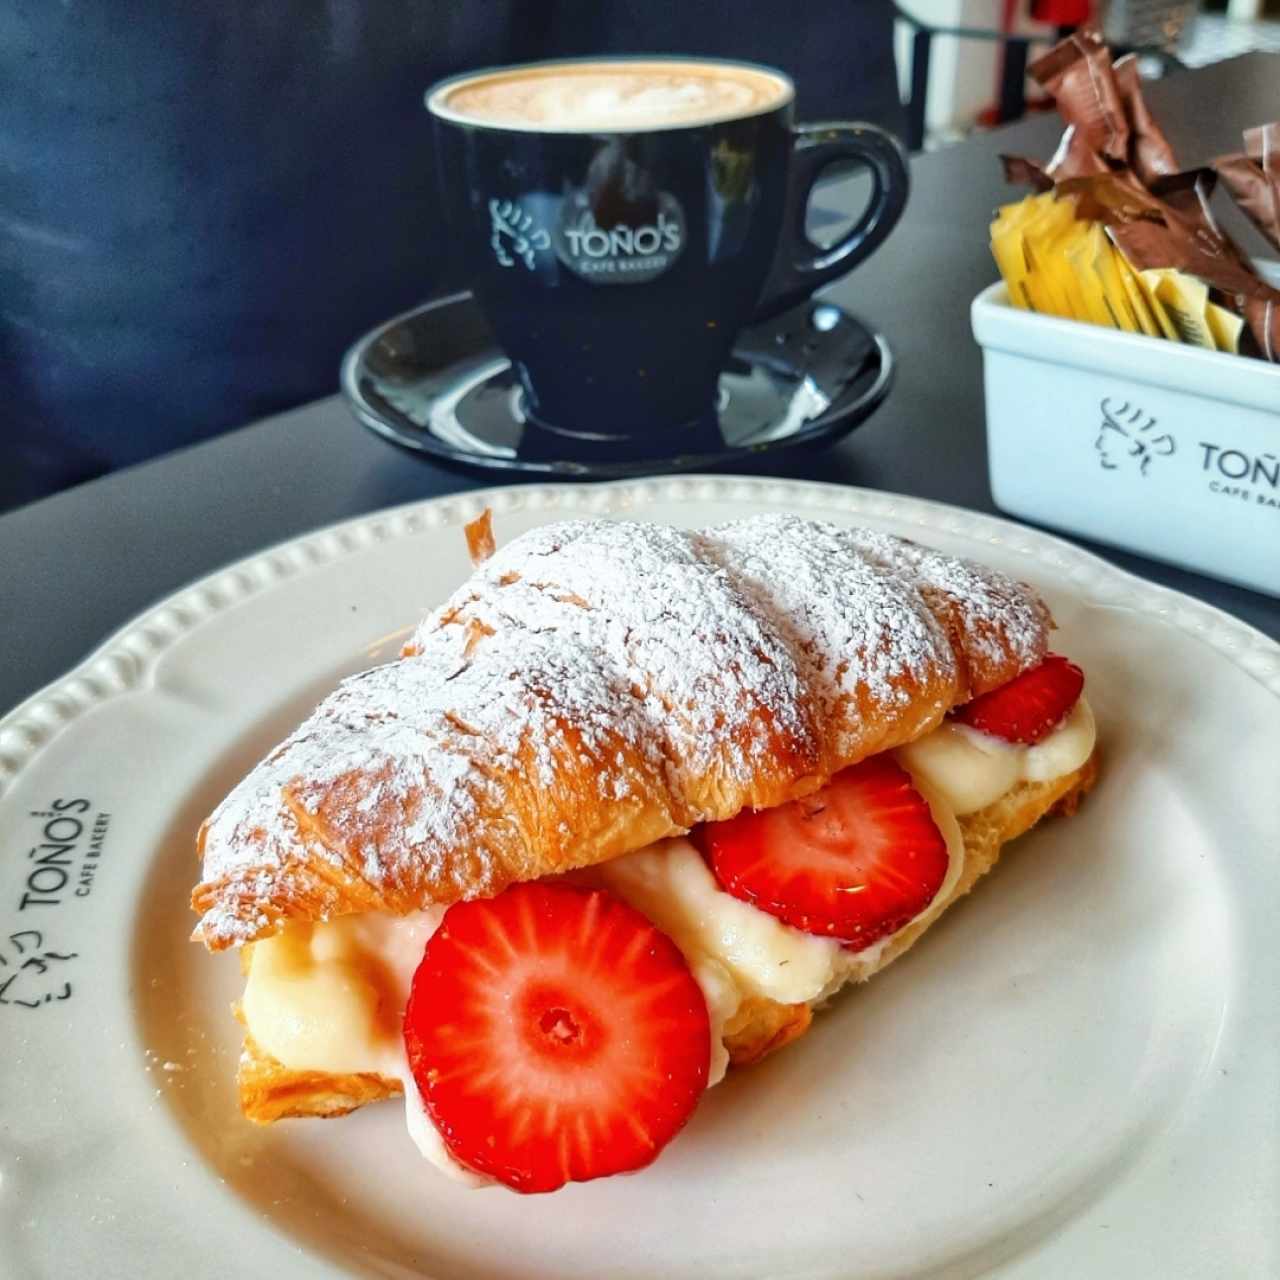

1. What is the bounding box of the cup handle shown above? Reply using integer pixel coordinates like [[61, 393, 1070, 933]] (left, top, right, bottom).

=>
[[754, 122, 909, 320]]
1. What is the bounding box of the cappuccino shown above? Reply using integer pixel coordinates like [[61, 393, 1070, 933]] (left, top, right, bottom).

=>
[[425, 54, 907, 442], [431, 59, 792, 133]]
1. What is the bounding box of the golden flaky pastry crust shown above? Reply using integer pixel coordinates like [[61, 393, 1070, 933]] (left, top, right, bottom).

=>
[[192, 515, 1054, 951], [235, 752, 1098, 1122]]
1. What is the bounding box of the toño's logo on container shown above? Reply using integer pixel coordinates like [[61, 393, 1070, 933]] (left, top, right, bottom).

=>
[[555, 192, 686, 285], [1092, 394, 1280, 514], [1094, 398, 1176, 477]]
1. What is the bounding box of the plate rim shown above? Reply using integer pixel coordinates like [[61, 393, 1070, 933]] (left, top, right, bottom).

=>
[[3, 474, 1278, 804]]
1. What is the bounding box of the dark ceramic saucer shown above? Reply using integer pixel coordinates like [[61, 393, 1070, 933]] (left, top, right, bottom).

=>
[[340, 292, 892, 478]]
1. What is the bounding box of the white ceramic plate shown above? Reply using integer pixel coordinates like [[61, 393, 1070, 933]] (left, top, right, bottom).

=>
[[1, 477, 1277, 1280]]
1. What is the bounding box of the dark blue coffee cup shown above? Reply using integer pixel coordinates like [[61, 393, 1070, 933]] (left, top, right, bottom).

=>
[[427, 57, 907, 443]]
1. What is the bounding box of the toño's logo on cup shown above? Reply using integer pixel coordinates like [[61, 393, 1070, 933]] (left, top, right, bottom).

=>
[[554, 191, 686, 285], [489, 199, 551, 271]]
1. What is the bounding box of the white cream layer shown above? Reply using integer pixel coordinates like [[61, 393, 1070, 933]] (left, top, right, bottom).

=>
[[241, 907, 485, 1184], [894, 698, 1095, 815], [239, 698, 1093, 1181], [242, 910, 443, 1077]]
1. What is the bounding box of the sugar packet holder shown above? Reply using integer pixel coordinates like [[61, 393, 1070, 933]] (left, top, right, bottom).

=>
[[972, 263, 1280, 599]]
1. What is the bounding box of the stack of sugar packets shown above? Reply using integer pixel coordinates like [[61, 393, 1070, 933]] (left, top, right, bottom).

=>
[[990, 31, 1279, 363]]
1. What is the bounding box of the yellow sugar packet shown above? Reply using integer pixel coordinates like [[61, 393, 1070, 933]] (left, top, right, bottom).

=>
[[1126, 267, 1180, 340], [1096, 235, 1148, 333], [1205, 302, 1244, 354], [1074, 222, 1143, 332], [1020, 196, 1084, 319], [1140, 268, 1217, 349], [991, 198, 1049, 312], [1065, 222, 1125, 328], [990, 209, 1035, 309], [1111, 251, 1163, 337], [1036, 220, 1096, 322], [991, 192, 1077, 314]]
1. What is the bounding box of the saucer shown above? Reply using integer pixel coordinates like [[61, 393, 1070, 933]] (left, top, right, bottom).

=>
[[340, 293, 893, 478]]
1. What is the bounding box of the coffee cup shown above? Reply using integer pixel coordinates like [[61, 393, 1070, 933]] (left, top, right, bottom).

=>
[[426, 56, 908, 444]]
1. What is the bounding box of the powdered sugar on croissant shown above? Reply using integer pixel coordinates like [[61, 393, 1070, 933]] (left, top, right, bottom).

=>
[[192, 515, 1050, 950]]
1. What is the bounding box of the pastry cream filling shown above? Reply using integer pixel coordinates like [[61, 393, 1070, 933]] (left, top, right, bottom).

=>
[[241, 909, 444, 1077], [893, 697, 1095, 815], [239, 697, 1092, 1179], [241, 907, 485, 1185]]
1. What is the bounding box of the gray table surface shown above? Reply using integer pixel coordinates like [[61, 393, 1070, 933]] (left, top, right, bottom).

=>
[[2, 53, 1278, 717]]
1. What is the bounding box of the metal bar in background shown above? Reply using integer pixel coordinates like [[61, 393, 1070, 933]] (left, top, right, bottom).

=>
[[907, 26, 931, 152], [997, 38, 1030, 124]]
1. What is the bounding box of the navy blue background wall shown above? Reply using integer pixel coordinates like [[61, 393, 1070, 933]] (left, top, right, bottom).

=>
[[0, 1, 903, 510]]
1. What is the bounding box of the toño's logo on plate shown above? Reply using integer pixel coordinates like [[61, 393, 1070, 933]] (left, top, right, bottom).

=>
[[0, 930, 78, 1009], [2, 796, 113, 1013]]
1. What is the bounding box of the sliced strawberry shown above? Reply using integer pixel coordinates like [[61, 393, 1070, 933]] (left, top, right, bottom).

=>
[[951, 653, 1084, 745], [700, 755, 949, 952], [404, 881, 710, 1193]]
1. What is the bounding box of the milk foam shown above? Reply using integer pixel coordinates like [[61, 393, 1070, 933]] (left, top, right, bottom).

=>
[[433, 60, 791, 132]]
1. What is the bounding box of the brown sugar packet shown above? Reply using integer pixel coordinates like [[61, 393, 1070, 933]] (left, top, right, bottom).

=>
[[1000, 154, 1055, 193], [1000, 141, 1105, 195], [1150, 168, 1277, 299], [1214, 123, 1280, 252], [1030, 43, 1177, 184], [1149, 168, 1235, 252], [1044, 124, 1112, 181], [1112, 54, 1179, 185], [1063, 170, 1249, 290], [1029, 32, 1129, 171], [1242, 297, 1278, 361]]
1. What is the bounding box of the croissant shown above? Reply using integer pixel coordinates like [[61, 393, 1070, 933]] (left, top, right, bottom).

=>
[[191, 513, 1098, 1182], [193, 514, 1062, 944]]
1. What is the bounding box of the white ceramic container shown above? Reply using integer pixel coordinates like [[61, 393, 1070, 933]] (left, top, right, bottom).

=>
[[972, 277, 1280, 597]]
